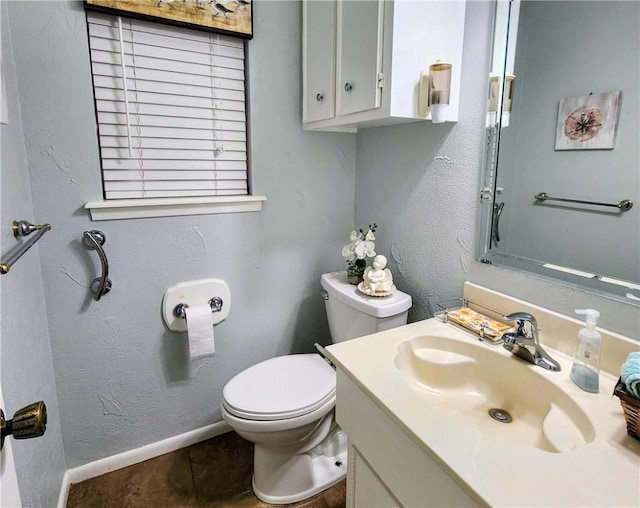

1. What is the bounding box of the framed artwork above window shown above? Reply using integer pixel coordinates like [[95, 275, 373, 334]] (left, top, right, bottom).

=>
[[85, 0, 253, 39]]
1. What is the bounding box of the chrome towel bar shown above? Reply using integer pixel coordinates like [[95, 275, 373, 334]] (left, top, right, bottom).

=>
[[534, 192, 633, 212], [1, 220, 52, 275]]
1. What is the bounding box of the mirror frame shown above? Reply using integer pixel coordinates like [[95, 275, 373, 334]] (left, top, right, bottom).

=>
[[476, 0, 640, 307]]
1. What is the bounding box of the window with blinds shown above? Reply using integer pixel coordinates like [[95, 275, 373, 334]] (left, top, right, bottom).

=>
[[87, 12, 248, 200]]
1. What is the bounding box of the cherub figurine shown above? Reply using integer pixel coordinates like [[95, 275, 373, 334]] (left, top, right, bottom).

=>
[[363, 254, 394, 293]]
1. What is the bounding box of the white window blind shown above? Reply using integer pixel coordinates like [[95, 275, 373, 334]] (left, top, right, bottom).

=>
[[87, 12, 248, 200]]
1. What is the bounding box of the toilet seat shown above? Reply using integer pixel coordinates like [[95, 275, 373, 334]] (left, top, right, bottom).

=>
[[223, 354, 336, 421]]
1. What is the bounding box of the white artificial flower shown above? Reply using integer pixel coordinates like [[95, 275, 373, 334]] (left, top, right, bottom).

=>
[[343, 225, 377, 268], [351, 238, 363, 258], [342, 243, 356, 262], [355, 240, 376, 259]]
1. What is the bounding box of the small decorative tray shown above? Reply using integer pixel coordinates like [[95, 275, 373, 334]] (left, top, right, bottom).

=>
[[435, 298, 513, 344], [357, 282, 396, 297], [446, 307, 512, 342], [613, 377, 640, 441]]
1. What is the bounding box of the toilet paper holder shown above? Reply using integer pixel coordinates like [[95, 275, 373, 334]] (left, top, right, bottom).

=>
[[162, 278, 231, 332], [174, 297, 223, 319]]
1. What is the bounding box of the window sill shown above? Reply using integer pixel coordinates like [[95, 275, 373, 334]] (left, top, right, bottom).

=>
[[85, 195, 266, 221]]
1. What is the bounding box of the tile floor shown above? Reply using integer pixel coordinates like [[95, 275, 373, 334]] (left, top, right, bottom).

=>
[[66, 431, 346, 508]]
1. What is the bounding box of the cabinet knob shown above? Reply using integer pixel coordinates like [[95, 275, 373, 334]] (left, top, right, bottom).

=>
[[344, 82, 353, 92], [316, 93, 324, 102], [1, 401, 47, 450]]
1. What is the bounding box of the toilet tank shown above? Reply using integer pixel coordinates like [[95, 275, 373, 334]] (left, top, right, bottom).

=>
[[320, 272, 412, 343]]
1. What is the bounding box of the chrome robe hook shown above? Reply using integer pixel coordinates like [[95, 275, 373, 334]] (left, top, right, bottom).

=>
[[83, 230, 112, 301]]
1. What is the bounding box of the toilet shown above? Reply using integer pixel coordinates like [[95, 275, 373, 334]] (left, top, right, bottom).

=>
[[221, 271, 412, 504]]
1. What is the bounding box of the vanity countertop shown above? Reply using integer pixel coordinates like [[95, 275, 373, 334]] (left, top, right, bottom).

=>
[[325, 317, 640, 507]]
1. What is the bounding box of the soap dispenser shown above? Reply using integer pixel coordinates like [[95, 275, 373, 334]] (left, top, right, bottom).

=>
[[570, 309, 602, 393]]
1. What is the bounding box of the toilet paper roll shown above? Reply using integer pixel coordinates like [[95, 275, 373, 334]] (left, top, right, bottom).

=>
[[185, 305, 215, 360]]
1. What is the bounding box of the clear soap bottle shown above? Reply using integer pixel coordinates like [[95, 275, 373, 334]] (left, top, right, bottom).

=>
[[570, 309, 601, 393]]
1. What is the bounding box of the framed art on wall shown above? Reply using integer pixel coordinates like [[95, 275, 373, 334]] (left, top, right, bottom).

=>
[[555, 91, 621, 150], [85, 0, 253, 39]]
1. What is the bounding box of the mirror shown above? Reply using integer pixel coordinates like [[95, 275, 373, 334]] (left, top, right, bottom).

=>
[[477, 0, 640, 305]]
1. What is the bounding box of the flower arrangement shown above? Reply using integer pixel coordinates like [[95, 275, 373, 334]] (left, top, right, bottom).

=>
[[342, 223, 377, 284]]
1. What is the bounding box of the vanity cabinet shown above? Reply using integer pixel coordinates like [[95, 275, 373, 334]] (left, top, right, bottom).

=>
[[302, 0, 466, 132], [336, 369, 476, 508]]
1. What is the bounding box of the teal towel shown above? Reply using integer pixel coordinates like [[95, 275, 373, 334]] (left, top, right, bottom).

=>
[[621, 352, 640, 398], [624, 373, 640, 399], [621, 352, 640, 381]]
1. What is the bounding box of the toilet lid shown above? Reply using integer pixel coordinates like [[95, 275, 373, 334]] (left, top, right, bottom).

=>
[[223, 354, 336, 421]]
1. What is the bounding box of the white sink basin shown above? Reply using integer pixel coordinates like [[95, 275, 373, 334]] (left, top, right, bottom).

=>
[[393, 334, 595, 453]]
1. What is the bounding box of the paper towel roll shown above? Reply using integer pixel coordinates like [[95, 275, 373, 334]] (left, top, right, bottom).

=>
[[185, 305, 215, 360]]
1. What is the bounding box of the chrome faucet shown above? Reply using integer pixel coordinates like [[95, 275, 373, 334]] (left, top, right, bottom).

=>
[[501, 312, 561, 371]]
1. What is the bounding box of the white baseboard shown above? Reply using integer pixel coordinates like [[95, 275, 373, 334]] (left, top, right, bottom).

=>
[[57, 421, 232, 508]]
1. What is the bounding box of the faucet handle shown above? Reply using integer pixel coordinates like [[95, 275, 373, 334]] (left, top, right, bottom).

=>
[[504, 312, 537, 325], [504, 312, 537, 336]]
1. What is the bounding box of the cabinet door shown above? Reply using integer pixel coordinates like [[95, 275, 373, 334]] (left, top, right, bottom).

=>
[[349, 446, 400, 508], [337, 0, 384, 116], [302, 0, 336, 123]]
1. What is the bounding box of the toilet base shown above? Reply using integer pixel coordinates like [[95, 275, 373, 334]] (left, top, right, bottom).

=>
[[251, 425, 348, 505]]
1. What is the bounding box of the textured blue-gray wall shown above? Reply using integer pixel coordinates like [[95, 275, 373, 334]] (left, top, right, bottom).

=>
[[7, 0, 355, 469], [1, 3, 66, 505]]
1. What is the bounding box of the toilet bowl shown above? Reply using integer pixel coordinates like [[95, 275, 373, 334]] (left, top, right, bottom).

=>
[[222, 354, 346, 504], [221, 271, 412, 504]]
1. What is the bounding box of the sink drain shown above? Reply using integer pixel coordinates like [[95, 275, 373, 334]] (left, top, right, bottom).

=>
[[488, 408, 513, 423]]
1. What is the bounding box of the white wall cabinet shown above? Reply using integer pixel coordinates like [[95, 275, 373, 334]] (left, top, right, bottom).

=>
[[335, 369, 477, 507], [302, 0, 466, 132], [302, 0, 337, 123]]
